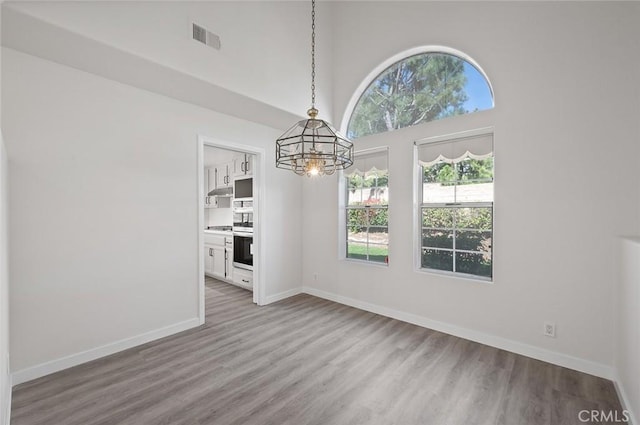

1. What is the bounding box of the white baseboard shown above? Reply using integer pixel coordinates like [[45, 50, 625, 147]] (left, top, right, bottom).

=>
[[302, 286, 614, 380], [11, 317, 201, 386], [613, 376, 637, 425], [2, 373, 11, 425], [264, 288, 303, 305]]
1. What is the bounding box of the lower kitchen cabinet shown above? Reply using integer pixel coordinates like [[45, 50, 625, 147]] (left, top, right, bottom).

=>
[[211, 245, 226, 280], [233, 267, 253, 290], [204, 233, 233, 282]]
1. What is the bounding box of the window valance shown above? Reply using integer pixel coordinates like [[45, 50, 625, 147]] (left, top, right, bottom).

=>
[[417, 132, 493, 166]]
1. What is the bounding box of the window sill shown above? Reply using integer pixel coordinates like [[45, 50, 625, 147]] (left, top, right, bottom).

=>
[[343, 258, 389, 268], [415, 267, 493, 284]]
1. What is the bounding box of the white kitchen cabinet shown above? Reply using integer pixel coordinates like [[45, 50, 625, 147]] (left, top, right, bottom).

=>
[[233, 267, 253, 290], [210, 245, 226, 280], [204, 233, 233, 281], [204, 196, 231, 209], [234, 154, 252, 177], [224, 247, 233, 282], [214, 162, 233, 189], [204, 243, 216, 276], [205, 167, 217, 194]]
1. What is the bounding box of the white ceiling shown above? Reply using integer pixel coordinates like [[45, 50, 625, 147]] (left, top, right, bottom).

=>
[[1, 1, 333, 122], [203, 145, 252, 168]]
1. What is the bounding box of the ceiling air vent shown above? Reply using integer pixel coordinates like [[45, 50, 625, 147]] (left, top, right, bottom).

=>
[[192, 23, 221, 50]]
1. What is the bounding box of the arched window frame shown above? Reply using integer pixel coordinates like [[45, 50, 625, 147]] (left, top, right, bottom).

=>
[[339, 46, 495, 137]]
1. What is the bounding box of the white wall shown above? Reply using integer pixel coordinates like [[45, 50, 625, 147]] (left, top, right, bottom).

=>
[[5, 1, 334, 122], [302, 1, 640, 377], [0, 134, 8, 425], [616, 238, 640, 423], [0, 3, 12, 423], [2, 47, 302, 380]]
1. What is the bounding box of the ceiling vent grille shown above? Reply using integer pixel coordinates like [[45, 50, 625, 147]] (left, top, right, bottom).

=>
[[192, 23, 221, 50]]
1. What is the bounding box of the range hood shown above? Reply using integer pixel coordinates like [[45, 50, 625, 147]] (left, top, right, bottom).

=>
[[208, 187, 233, 197]]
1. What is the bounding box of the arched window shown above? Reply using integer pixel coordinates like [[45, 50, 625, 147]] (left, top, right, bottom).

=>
[[347, 52, 493, 139]]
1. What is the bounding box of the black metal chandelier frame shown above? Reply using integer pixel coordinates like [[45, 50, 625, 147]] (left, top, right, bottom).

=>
[[275, 0, 354, 177]]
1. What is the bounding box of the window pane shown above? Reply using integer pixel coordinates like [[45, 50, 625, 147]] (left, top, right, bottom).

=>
[[367, 243, 389, 264], [422, 158, 493, 203], [423, 182, 456, 204], [368, 227, 388, 245], [456, 158, 493, 182], [368, 207, 388, 228], [454, 182, 493, 203], [422, 249, 453, 271], [455, 252, 492, 278], [347, 53, 494, 139], [344, 152, 389, 265], [422, 229, 453, 249], [455, 207, 492, 231], [347, 242, 368, 261], [347, 188, 364, 205], [366, 187, 389, 205], [347, 209, 368, 228], [456, 230, 492, 252], [423, 163, 458, 184], [346, 242, 388, 263], [422, 208, 454, 229]]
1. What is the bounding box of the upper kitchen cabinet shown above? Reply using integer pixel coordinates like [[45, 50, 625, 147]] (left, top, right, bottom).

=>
[[214, 162, 233, 189], [234, 153, 252, 177], [204, 167, 216, 195]]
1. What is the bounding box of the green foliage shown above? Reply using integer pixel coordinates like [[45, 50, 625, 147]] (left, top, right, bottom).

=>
[[423, 158, 493, 185], [348, 53, 469, 139], [347, 199, 388, 233], [422, 207, 491, 231], [347, 173, 389, 190], [421, 207, 492, 278]]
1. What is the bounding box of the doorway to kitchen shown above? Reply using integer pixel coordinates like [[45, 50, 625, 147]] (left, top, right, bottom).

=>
[[197, 135, 266, 324]]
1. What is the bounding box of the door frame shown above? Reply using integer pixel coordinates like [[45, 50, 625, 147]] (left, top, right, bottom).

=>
[[197, 135, 266, 324]]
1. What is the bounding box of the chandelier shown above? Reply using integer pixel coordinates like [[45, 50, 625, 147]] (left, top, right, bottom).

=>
[[275, 0, 354, 177]]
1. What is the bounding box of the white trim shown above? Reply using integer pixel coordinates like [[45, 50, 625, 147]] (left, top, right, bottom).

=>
[[301, 286, 614, 380], [339, 45, 495, 134], [413, 127, 495, 282], [613, 377, 637, 425], [197, 141, 205, 325], [414, 126, 494, 146], [197, 135, 267, 306], [3, 374, 11, 425], [11, 318, 200, 386], [264, 288, 303, 305], [412, 143, 422, 272]]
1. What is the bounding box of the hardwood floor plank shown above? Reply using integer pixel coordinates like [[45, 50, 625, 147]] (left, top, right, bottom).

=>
[[11, 277, 623, 425]]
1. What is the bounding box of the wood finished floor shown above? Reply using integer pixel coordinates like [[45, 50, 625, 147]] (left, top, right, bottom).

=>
[[12, 278, 623, 425]]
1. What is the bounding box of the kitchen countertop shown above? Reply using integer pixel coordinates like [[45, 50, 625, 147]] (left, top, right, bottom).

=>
[[204, 229, 233, 235]]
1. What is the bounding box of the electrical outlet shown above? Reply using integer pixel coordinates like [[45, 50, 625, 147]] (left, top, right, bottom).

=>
[[313, 273, 318, 281], [544, 322, 556, 338]]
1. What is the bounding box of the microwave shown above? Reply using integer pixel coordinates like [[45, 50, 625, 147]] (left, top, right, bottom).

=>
[[234, 176, 253, 199]]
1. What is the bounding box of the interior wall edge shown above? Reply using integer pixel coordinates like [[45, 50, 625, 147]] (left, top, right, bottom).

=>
[[301, 286, 614, 380], [2, 376, 9, 425], [613, 377, 638, 425], [11, 317, 200, 387], [263, 287, 303, 305]]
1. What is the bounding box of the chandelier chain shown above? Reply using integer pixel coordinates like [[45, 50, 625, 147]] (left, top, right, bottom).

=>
[[311, 0, 316, 109]]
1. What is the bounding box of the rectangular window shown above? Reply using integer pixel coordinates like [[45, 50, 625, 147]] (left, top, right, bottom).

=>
[[417, 132, 493, 280], [344, 148, 389, 264]]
